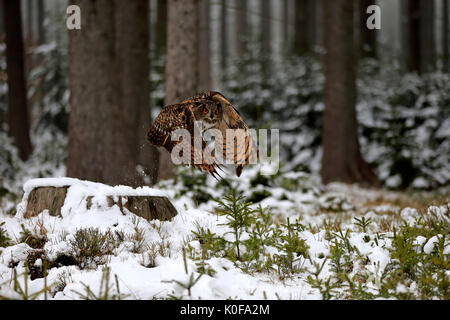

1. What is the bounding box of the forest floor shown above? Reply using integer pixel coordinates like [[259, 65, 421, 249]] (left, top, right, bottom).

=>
[[0, 166, 449, 300]]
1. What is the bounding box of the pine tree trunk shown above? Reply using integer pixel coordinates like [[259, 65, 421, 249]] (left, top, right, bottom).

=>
[[359, 0, 377, 58], [419, 0, 435, 72], [160, 0, 199, 180], [220, 0, 227, 71], [307, 0, 317, 51], [0, 1, 4, 39], [3, 0, 33, 161], [261, 0, 271, 55], [406, 0, 421, 72], [115, 0, 158, 186], [444, 0, 449, 71], [37, 0, 45, 44], [293, 0, 308, 54], [401, 0, 409, 71], [155, 0, 167, 56], [67, 0, 133, 186], [316, 0, 324, 48], [321, 0, 379, 187], [26, 0, 33, 44], [197, 0, 212, 92], [235, 0, 248, 55], [282, 0, 290, 54]]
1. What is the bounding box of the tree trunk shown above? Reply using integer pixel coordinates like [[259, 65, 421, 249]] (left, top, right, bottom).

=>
[[3, 0, 33, 161], [405, 0, 435, 73], [197, 0, 212, 92], [293, 0, 308, 54], [359, 0, 377, 58], [444, 0, 449, 71], [67, 0, 133, 186], [406, 0, 421, 72], [307, 0, 317, 51], [419, 0, 435, 72], [37, 0, 45, 44], [321, 0, 379, 187], [316, 0, 324, 48], [220, 0, 227, 71], [401, 0, 409, 71], [26, 0, 33, 43], [261, 0, 271, 55], [160, 0, 199, 180], [282, 0, 290, 54], [0, 0, 4, 39], [235, 0, 248, 55], [155, 0, 167, 56], [115, 0, 158, 186]]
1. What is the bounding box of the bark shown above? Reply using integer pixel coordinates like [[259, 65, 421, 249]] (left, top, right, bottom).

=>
[[321, 0, 379, 187], [67, 0, 132, 185], [293, 0, 308, 54], [115, 0, 158, 186], [419, 0, 435, 72], [444, 0, 449, 71], [197, 0, 212, 92], [261, 0, 271, 55], [235, 0, 248, 55], [155, 0, 167, 55], [359, 0, 377, 58], [220, 0, 227, 71], [160, 0, 199, 180], [0, 0, 4, 39], [406, 0, 421, 72], [307, 0, 317, 51], [282, 0, 289, 54], [401, 0, 409, 71], [406, 0, 436, 73], [3, 0, 33, 160], [27, 0, 33, 43], [37, 0, 45, 44], [316, 0, 324, 48]]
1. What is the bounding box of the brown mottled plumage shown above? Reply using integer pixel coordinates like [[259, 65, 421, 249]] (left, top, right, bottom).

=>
[[147, 91, 259, 178]]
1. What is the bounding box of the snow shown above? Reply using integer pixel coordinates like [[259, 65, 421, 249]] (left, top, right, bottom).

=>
[[0, 173, 449, 300], [423, 236, 439, 254]]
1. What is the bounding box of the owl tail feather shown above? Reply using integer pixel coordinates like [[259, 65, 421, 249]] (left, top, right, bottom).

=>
[[236, 165, 243, 177]]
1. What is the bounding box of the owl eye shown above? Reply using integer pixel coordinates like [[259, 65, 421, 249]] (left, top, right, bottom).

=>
[[215, 109, 219, 115], [203, 107, 209, 114]]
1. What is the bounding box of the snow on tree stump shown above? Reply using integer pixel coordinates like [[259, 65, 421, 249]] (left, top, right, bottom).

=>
[[20, 178, 177, 222]]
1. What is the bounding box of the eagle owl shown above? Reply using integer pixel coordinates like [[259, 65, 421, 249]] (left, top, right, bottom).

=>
[[147, 91, 258, 178]]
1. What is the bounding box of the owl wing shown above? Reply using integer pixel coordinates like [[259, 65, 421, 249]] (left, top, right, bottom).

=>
[[147, 103, 221, 179], [218, 100, 259, 177], [186, 91, 259, 177]]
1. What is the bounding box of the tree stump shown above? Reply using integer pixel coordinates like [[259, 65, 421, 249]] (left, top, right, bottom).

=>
[[25, 187, 69, 218], [24, 186, 178, 222]]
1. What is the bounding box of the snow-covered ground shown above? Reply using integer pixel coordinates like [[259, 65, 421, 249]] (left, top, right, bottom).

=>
[[0, 167, 449, 300]]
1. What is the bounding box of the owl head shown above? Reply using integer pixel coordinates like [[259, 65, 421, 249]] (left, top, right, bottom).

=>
[[191, 99, 223, 130]]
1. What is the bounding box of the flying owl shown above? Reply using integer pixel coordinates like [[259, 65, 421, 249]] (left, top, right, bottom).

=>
[[147, 91, 258, 178]]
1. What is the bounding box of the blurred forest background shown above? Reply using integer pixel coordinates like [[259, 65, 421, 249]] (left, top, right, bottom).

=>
[[0, 0, 449, 196]]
